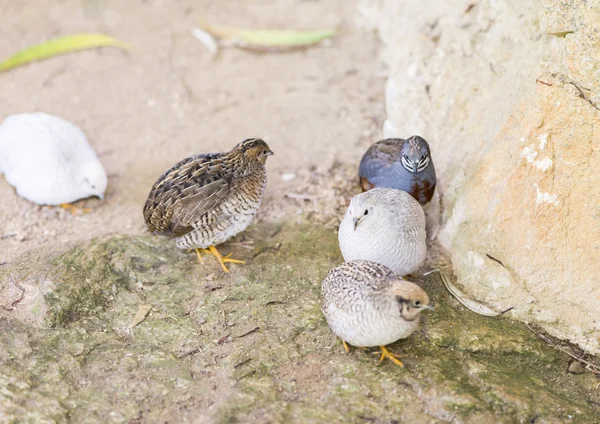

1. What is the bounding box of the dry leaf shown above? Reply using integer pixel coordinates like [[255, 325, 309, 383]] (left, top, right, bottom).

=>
[[439, 272, 505, 317], [129, 304, 152, 328]]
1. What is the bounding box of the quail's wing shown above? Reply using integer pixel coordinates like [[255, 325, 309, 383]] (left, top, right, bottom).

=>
[[144, 154, 232, 236], [386, 190, 426, 230], [321, 271, 365, 319], [178, 178, 232, 222], [322, 262, 393, 314], [358, 139, 404, 181], [0, 112, 90, 181]]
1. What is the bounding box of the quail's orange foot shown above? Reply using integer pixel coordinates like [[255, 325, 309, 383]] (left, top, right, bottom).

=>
[[194, 248, 205, 264], [194, 246, 245, 273], [60, 203, 91, 215], [378, 346, 404, 367]]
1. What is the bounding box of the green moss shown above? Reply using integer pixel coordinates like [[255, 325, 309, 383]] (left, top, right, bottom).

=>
[[1, 222, 599, 423]]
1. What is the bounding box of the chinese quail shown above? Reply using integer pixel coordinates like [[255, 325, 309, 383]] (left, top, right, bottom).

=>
[[0, 112, 107, 208], [338, 187, 426, 276], [321, 260, 432, 367], [358, 136, 436, 205], [143, 138, 273, 272]]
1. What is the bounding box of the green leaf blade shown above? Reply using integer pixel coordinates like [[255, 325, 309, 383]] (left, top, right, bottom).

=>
[[198, 18, 336, 47], [236, 29, 337, 46], [0, 34, 131, 73]]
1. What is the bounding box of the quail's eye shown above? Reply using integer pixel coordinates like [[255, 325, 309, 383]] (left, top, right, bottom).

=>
[[415, 300, 421, 307], [364, 209, 369, 216]]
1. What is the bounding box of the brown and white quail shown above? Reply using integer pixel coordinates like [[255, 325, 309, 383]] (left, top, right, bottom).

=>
[[321, 260, 432, 367], [143, 138, 273, 272]]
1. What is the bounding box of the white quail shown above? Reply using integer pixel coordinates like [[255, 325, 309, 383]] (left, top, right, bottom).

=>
[[338, 187, 426, 276], [0, 112, 107, 206]]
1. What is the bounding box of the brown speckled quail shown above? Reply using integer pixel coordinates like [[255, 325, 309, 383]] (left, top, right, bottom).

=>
[[143, 138, 273, 272], [321, 260, 433, 367]]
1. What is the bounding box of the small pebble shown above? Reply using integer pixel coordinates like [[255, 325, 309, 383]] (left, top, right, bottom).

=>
[[567, 361, 585, 374], [281, 173, 296, 182]]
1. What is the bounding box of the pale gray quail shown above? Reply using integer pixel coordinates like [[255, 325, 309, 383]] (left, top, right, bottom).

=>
[[338, 187, 427, 276]]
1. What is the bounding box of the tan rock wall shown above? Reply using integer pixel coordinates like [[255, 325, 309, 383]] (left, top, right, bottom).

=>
[[363, 0, 600, 353]]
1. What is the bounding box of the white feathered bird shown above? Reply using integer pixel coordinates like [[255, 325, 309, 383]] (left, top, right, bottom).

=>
[[0, 112, 107, 205], [338, 187, 427, 276]]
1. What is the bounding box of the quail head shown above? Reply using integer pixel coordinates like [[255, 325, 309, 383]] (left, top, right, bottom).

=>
[[321, 259, 432, 367], [143, 138, 274, 272], [358, 136, 436, 205], [338, 187, 426, 276]]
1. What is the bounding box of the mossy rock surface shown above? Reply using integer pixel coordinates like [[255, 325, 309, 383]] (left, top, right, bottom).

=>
[[1, 222, 599, 423]]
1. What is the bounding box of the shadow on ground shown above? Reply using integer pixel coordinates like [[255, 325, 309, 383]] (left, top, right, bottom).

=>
[[1, 222, 599, 423]]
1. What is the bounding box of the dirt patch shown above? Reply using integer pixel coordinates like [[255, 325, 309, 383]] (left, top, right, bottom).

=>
[[0, 0, 382, 263]]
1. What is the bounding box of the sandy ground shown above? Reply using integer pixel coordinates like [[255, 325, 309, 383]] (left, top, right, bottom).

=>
[[0, 0, 384, 264]]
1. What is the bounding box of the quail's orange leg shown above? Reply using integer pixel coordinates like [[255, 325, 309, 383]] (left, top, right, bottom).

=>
[[340, 340, 366, 353], [194, 248, 206, 264], [207, 245, 245, 273], [378, 346, 404, 367], [60, 203, 91, 215]]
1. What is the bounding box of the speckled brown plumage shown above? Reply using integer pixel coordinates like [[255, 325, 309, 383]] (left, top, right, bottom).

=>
[[143, 138, 273, 272]]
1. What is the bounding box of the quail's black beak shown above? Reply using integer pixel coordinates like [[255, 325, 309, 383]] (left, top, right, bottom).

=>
[[353, 217, 359, 231], [266, 149, 274, 156], [412, 161, 420, 174]]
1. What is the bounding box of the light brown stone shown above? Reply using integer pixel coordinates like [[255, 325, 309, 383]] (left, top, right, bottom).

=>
[[365, 0, 600, 353]]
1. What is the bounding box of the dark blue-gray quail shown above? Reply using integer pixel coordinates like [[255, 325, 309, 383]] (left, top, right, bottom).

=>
[[358, 136, 436, 205], [143, 138, 273, 273]]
